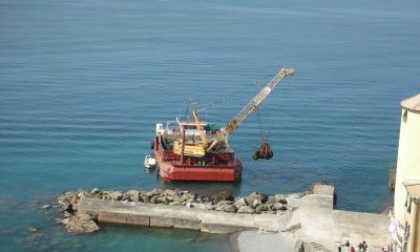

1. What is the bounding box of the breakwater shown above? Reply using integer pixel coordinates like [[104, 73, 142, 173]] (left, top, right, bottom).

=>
[[55, 184, 393, 252], [56, 183, 335, 234]]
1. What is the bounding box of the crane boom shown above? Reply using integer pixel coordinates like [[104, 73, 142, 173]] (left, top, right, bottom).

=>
[[207, 67, 294, 151], [224, 67, 295, 134]]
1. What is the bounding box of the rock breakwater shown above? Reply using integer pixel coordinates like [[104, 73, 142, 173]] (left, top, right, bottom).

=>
[[56, 187, 297, 233]]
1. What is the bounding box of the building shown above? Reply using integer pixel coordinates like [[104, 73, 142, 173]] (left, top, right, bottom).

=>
[[393, 93, 420, 252]]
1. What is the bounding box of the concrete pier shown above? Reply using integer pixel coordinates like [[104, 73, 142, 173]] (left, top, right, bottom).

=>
[[78, 198, 291, 233]]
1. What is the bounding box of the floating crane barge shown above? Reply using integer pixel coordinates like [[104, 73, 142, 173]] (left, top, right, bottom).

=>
[[152, 67, 294, 182]]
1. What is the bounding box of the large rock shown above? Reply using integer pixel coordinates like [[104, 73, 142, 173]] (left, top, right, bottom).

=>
[[146, 189, 163, 197], [109, 191, 123, 201], [255, 204, 268, 214], [237, 205, 255, 214], [211, 191, 234, 203], [215, 201, 237, 213], [90, 187, 101, 196], [245, 192, 268, 205], [273, 203, 287, 211], [126, 190, 140, 202], [234, 197, 248, 208], [64, 213, 100, 234], [252, 198, 262, 208]]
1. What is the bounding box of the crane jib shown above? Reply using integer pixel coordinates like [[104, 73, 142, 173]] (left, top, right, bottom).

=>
[[224, 67, 294, 135]]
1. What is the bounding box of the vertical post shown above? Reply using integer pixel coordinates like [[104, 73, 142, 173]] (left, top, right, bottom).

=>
[[180, 128, 186, 165]]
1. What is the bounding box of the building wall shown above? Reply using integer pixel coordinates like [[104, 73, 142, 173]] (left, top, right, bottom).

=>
[[394, 97, 420, 252], [394, 107, 420, 222]]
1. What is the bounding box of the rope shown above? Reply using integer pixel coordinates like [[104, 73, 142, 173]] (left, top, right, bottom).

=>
[[197, 79, 267, 113]]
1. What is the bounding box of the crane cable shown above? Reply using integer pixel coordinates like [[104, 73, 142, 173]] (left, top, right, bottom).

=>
[[197, 78, 268, 113]]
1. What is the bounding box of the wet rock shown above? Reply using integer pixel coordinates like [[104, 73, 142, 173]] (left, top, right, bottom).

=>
[[27, 226, 39, 233], [41, 204, 51, 209], [64, 213, 99, 234], [237, 205, 255, 214], [61, 203, 74, 213]]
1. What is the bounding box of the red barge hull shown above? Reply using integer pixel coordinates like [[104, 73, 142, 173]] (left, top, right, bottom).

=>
[[153, 136, 242, 182]]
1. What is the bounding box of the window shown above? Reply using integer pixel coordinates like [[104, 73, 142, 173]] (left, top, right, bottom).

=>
[[402, 109, 408, 123]]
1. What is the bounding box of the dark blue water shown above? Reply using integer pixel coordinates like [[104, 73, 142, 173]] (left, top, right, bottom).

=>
[[1, 0, 419, 251]]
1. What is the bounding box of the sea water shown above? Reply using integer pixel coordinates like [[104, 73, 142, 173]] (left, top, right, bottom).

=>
[[1, 0, 419, 251]]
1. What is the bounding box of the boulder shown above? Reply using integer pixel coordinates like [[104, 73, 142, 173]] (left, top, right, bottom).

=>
[[266, 196, 276, 205], [146, 189, 163, 197], [150, 195, 159, 204], [252, 198, 262, 208], [126, 190, 140, 202], [140, 192, 149, 203], [41, 204, 51, 209], [273, 203, 287, 211], [64, 213, 100, 234], [215, 201, 237, 213], [273, 203, 285, 211], [109, 191, 123, 201], [234, 197, 247, 208], [161, 189, 176, 197], [211, 191, 234, 203], [183, 192, 197, 203], [205, 202, 215, 211], [255, 205, 268, 214], [90, 187, 101, 196], [237, 205, 255, 214], [246, 192, 268, 205]]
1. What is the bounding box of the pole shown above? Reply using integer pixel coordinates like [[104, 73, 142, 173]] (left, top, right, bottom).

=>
[[180, 129, 186, 165]]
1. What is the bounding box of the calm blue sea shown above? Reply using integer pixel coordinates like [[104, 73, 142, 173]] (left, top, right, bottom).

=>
[[1, 0, 419, 251]]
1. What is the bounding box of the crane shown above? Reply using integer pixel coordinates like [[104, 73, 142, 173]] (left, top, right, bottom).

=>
[[207, 67, 295, 152]]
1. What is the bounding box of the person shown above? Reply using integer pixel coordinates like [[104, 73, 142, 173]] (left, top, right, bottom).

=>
[[362, 241, 368, 252], [350, 245, 355, 252], [358, 242, 363, 252], [342, 240, 350, 252], [337, 242, 342, 252]]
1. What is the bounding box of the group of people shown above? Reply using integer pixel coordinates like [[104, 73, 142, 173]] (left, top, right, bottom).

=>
[[337, 240, 368, 252]]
